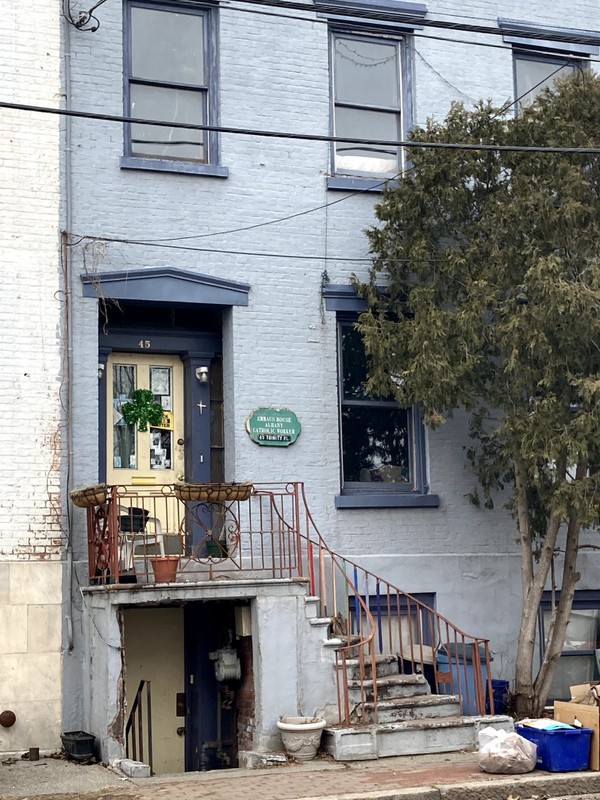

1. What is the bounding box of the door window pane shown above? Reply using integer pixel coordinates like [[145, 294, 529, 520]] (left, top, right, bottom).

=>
[[113, 365, 136, 470], [149, 366, 173, 470]]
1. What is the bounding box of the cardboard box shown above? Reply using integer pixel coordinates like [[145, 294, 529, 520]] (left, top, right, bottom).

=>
[[569, 682, 600, 705], [554, 701, 600, 770]]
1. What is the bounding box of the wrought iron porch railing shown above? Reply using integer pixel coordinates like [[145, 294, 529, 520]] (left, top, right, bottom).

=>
[[82, 481, 493, 722]]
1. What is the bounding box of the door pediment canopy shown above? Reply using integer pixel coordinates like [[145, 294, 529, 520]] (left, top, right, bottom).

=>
[[81, 267, 250, 306]]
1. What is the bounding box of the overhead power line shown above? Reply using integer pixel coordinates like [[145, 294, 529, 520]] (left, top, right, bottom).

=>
[[234, 0, 600, 46], [199, 2, 600, 65], [2, 99, 600, 154], [69, 232, 444, 263]]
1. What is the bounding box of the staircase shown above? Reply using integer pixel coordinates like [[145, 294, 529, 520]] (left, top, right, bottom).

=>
[[85, 482, 513, 762], [322, 653, 511, 760]]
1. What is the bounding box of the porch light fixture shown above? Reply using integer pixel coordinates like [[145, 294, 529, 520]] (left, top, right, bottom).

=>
[[196, 366, 209, 383], [98, 363, 105, 380]]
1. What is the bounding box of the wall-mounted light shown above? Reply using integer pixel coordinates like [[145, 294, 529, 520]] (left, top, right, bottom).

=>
[[196, 366, 209, 383], [98, 363, 105, 380]]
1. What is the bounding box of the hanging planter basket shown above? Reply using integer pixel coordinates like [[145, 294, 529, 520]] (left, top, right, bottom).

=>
[[69, 484, 109, 509], [174, 481, 253, 503]]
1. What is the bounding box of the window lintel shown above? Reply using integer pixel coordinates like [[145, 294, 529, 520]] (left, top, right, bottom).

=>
[[498, 17, 600, 56]]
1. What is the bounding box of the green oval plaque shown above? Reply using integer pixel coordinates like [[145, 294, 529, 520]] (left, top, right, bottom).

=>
[[246, 407, 301, 447]]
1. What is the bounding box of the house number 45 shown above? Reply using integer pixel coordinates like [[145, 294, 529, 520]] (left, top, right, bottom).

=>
[[138, 340, 151, 349]]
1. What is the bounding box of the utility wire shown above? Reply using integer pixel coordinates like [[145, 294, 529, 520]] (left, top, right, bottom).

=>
[[412, 46, 479, 103], [70, 231, 449, 263], [123, 168, 409, 243], [228, 0, 600, 47], [214, 2, 600, 65], [70, 233, 404, 261], [2, 99, 600, 154]]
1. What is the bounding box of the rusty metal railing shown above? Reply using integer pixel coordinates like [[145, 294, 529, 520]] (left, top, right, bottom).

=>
[[125, 679, 153, 773], [82, 481, 493, 721]]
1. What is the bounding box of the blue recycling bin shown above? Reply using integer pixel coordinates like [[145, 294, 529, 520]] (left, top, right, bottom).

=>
[[486, 679, 510, 715], [437, 643, 491, 715]]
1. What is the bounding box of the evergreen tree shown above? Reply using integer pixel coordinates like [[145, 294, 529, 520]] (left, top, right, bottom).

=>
[[355, 72, 600, 716]]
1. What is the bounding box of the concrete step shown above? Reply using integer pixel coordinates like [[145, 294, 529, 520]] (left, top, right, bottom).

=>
[[341, 654, 400, 680], [348, 673, 431, 702], [357, 693, 461, 724], [322, 714, 514, 761]]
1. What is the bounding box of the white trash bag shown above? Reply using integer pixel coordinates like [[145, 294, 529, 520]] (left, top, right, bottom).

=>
[[478, 726, 537, 774]]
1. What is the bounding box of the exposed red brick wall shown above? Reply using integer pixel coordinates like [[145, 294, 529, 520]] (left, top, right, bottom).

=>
[[236, 636, 255, 752]]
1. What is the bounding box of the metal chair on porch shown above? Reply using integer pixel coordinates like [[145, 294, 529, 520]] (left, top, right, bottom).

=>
[[117, 505, 166, 573]]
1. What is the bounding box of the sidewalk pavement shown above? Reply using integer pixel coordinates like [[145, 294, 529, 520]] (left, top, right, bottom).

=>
[[3, 750, 600, 800]]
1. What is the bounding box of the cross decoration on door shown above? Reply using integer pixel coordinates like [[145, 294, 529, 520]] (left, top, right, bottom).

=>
[[197, 401, 207, 415]]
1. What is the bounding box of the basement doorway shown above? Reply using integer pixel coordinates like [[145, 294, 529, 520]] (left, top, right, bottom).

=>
[[122, 600, 253, 774]]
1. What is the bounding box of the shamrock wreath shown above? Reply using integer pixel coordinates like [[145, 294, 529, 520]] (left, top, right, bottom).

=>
[[122, 389, 165, 432]]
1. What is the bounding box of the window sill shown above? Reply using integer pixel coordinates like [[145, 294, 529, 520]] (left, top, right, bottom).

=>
[[120, 156, 229, 178], [335, 492, 440, 509], [327, 175, 398, 192]]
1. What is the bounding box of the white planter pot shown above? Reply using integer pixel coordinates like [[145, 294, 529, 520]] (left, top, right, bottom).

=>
[[276, 716, 327, 762]]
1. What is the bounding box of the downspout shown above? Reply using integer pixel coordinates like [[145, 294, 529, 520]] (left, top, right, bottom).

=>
[[61, 7, 75, 652]]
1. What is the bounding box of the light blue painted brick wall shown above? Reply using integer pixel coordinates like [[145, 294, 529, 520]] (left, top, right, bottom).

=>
[[66, 0, 600, 681]]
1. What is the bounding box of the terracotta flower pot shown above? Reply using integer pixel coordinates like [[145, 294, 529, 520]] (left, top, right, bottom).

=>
[[150, 555, 179, 583]]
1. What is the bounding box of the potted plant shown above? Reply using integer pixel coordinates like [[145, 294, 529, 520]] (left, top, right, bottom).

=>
[[276, 715, 327, 761], [150, 555, 180, 583]]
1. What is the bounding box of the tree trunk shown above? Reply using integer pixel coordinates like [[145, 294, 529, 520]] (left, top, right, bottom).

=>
[[513, 456, 562, 717], [532, 461, 586, 713]]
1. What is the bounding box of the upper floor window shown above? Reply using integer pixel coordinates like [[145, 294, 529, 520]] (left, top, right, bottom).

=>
[[514, 52, 580, 110], [123, 2, 227, 176], [331, 32, 403, 178], [498, 18, 599, 112]]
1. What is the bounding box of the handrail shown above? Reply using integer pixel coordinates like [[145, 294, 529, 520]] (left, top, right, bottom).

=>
[[306, 485, 493, 718], [82, 482, 493, 722], [125, 679, 153, 773]]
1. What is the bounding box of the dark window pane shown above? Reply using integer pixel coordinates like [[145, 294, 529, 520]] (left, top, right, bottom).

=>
[[335, 107, 399, 174], [342, 405, 411, 483], [341, 325, 369, 400], [130, 84, 206, 160], [334, 37, 399, 107], [131, 7, 205, 85], [341, 325, 394, 401]]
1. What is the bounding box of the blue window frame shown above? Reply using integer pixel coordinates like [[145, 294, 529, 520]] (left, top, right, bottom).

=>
[[318, 0, 426, 191], [513, 51, 582, 111], [122, 1, 227, 177], [539, 590, 600, 702], [350, 592, 436, 646], [336, 319, 437, 508], [498, 18, 599, 113], [322, 285, 438, 508], [331, 31, 404, 180]]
